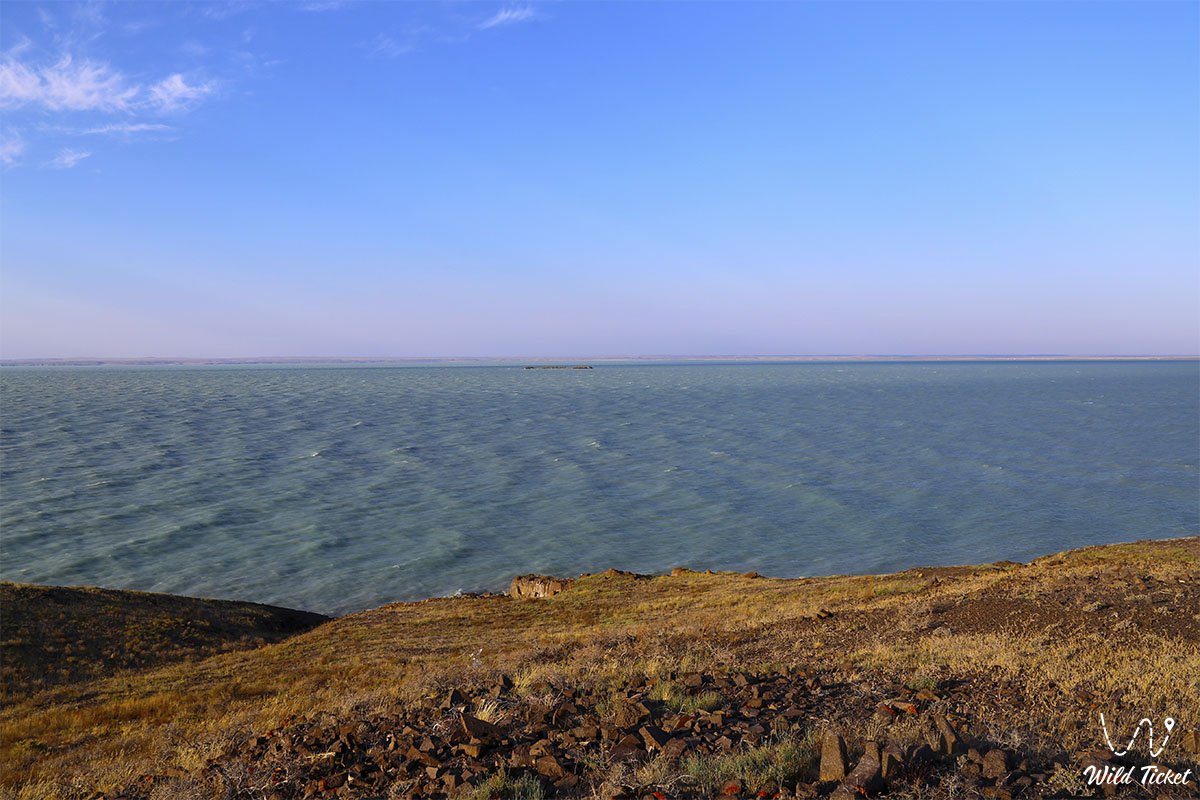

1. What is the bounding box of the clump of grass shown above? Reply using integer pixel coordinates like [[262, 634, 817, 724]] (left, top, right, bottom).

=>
[[472, 698, 503, 723], [679, 690, 723, 713], [906, 673, 939, 692], [634, 755, 677, 787], [1046, 762, 1090, 796], [647, 680, 723, 714], [680, 733, 818, 792], [593, 684, 635, 720], [454, 768, 544, 800]]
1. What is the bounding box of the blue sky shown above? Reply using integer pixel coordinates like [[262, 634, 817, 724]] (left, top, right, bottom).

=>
[[1, 1, 1197, 358]]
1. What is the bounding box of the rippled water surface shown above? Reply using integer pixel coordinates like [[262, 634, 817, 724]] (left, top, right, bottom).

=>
[[1, 362, 1196, 614]]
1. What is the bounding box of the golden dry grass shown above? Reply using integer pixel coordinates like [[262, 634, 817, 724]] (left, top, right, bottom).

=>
[[1, 537, 1197, 798]]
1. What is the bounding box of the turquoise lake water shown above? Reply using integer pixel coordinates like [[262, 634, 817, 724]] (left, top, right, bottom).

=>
[[1, 361, 1196, 614]]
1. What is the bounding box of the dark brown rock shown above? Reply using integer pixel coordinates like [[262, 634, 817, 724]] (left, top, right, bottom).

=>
[[838, 742, 883, 797], [640, 725, 671, 751], [908, 743, 936, 766], [509, 575, 573, 599], [610, 733, 645, 761], [535, 755, 567, 779], [572, 723, 599, 740], [554, 773, 580, 791], [881, 743, 904, 780], [662, 737, 688, 761], [460, 714, 503, 743], [507, 744, 533, 768], [819, 731, 848, 782], [983, 749, 1010, 779], [613, 700, 650, 729], [933, 714, 963, 755], [406, 746, 439, 767]]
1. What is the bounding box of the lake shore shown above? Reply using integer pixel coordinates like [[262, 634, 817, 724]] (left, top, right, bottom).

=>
[[2, 537, 1198, 799]]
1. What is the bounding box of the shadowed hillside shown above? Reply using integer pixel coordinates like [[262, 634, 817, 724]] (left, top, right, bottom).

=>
[[0, 583, 329, 703]]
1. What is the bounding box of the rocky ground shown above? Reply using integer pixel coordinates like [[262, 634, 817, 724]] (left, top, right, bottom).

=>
[[145, 668, 1200, 800], [3, 538, 1198, 800]]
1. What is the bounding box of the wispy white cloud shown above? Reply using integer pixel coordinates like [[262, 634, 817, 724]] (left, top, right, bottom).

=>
[[45, 148, 91, 168], [368, 33, 415, 59], [199, 2, 260, 22], [119, 19, 159, 36], [0, 55, 138, 112], [77, 122, 177, 136], [3, 5, 236, 170], [5, 36, 34, 59], [0, 133, 24, 166], [477, 6, 535, 30], [299, 1, 349, 11], [148, 73, 213, 112], [0, 53, 215, 115]]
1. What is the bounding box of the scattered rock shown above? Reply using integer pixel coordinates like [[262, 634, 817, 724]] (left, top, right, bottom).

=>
[[880, 743, 905, 780], [534, 754, 567, 779], [152, 664, 1121, 800], [508, 575, 573, 599], [613, 700, 650, 729], [819, 731, 848, 782], [933, 714, 964, 755], [639, 725, 671, 751], [460, 714, 504, 743], [982, 748, 1010, 779], [833, 742, 883, 798]]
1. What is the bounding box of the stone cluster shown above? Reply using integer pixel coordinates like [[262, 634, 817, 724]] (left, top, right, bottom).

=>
[[105, 667, 1200, 799]]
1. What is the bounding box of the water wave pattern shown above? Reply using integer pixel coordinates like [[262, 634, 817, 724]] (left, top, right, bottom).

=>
[[1, 362, 1196, 614]]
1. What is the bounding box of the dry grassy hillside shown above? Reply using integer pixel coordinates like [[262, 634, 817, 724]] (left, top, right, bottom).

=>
[[2, 538, 1197, 800]]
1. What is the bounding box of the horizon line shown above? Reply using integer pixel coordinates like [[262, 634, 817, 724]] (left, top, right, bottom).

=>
[[3, 353, 1199, 366]]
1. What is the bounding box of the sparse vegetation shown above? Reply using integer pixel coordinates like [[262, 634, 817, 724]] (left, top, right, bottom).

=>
[[648, 681, 724, 714], [680, 732, 819, 792], [1, 537, 1197, 798], [454, 768, 545, 800]]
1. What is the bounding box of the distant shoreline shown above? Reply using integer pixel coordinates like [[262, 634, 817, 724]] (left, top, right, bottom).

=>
[[2, 354, 1197, 367]]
